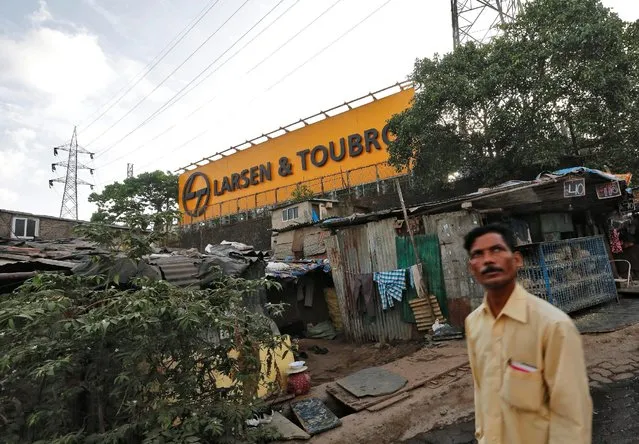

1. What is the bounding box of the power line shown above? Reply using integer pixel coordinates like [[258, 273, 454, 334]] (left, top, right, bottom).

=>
[[86, 0, 250, 150], [104, 0, 397, 180], [79, 0, 222, 133], [246, 0, 344, 74], [93, 0, 295, 163], [96, 0, 303, 178], [265, 0, 395, 93]]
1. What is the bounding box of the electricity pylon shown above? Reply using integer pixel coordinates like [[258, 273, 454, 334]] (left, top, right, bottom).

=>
[[451, 0, 524, 48], [49, 126, 95, 220]]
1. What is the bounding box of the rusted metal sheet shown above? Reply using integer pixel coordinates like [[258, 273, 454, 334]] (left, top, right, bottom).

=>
[[366, 219, 414, 342], [325, 234, 352, 339], [325, 219, 415, 343], [447, 297, 472, 328]]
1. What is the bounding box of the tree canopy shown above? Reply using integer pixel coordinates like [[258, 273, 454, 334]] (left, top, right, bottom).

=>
[[1, 203, 286, 443], [89, 171, 178, 227], [387, 0, 639, 191]]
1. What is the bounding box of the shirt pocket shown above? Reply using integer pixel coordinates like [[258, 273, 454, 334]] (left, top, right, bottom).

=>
[[500, 366, 544, 412]]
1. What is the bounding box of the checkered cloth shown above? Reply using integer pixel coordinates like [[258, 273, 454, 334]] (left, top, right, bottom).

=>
[[373, 269, 407, 310]]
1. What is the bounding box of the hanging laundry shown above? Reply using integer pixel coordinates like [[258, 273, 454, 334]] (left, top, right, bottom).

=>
[[348, 273, 376, 316], [374, 270, 406, 310], [610, 228, 623, 254]]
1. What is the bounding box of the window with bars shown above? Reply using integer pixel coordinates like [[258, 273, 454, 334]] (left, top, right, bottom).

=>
[[12, 217, 39, 238]]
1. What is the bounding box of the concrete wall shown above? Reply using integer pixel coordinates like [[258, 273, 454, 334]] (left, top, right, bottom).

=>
[[179, 215, 272, 251], [272, 201, 313, 231]]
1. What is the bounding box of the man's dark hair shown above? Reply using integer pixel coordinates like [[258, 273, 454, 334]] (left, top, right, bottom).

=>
[[463, 223, 517, 253]]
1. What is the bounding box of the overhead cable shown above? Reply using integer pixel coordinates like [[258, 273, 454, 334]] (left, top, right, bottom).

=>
[[80, 0, 222, 133], [87, 0, 251, 150]]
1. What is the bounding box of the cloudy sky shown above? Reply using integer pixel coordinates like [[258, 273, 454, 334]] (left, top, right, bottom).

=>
[[0, 0, 637, 220]]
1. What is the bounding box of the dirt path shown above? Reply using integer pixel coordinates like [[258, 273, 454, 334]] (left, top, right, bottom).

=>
[[297, 338, 424, 386], [298, 323, 639, 443]]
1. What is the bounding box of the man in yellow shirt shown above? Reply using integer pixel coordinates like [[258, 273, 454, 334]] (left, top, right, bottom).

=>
[[464, 224, 592, 444]]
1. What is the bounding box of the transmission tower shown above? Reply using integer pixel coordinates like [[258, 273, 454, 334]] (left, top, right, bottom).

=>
[[49, 126, 95, 220], [451, 0, 524, 48], [127, 163, 134, 178]]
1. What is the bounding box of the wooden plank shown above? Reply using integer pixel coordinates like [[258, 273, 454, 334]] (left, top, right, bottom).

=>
[[366, 392, 411, 412], [325, 384, 369, 412]]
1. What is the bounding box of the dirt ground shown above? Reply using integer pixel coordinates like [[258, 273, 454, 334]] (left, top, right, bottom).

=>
[[296, 338, 424, 385], [292, 322, 639, 443]]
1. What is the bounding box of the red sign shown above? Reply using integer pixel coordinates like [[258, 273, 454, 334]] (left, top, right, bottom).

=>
[[596, 181, 622, 199]]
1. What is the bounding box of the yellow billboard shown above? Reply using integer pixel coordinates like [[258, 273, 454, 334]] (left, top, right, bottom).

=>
[[179, 87, 414, 223]]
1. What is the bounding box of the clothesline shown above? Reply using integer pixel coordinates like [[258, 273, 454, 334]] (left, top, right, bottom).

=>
[[339, 266, 419, 275], [344, 265, 427, 312]]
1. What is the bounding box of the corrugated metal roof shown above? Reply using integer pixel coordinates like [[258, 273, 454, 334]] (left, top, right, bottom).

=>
[[153, 257, 201, 288]]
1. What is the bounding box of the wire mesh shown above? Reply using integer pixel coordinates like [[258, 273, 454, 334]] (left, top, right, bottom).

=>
[[518, 236, 617, 313]]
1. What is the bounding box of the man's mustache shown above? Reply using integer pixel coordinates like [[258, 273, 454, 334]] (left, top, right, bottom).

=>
[[481, 265, 504, 275]]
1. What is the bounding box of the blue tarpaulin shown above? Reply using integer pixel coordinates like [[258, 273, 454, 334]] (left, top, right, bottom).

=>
[[538, 167, 621, 182]]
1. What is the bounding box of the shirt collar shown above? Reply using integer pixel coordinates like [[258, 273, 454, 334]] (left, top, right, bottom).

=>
[[480, 283, 528, 323]]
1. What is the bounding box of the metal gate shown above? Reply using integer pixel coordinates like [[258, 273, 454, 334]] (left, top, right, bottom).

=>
[[517, 236, 618, 313]]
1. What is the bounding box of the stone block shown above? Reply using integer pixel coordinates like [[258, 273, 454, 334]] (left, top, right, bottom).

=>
[[592, 368, 613, 378], [590, 373, 613, 384], [612, 373, 635, 381], [599, 361, 615, 370], [614, 365, 636, 374]]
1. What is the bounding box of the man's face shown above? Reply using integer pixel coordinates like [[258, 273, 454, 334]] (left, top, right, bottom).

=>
[[468, 232, 523, 289]]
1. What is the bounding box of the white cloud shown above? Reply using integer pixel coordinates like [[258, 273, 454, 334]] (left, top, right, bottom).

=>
[[5, 128, 37, 151], [0, 27, 115, 103], [0, 187, 19, 205], [0, 150, 27, 180], [29, 0, 53, 25]]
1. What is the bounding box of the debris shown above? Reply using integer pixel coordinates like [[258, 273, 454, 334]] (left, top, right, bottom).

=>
[[291, 398, 341, 435], [432, 322, 464, 341], [306, 321, 337, 340], [309, 345, 329, 355], [270, 411, 311, 440]]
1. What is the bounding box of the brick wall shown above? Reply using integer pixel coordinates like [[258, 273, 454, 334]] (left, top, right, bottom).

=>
[[39, 217, 78, 239], [0, 210, 78, 240]]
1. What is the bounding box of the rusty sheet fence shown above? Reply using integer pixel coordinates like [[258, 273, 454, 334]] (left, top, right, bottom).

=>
[[324, 218, 417, 343]]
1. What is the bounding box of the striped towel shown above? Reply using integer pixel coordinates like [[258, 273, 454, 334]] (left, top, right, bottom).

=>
[[374, 269, 406, 310]]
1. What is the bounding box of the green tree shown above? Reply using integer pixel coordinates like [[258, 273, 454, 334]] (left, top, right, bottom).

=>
[[0, 213, 286, 443], [387, 0, 639, 191], [89, 171, 178, 230]]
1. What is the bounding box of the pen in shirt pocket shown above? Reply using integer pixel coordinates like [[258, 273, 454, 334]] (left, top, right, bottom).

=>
[[508, 359, 538, 373]]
